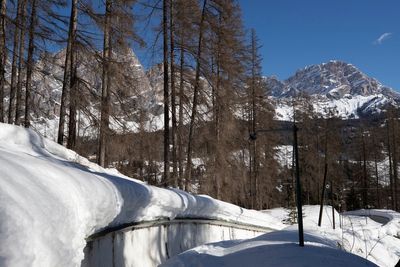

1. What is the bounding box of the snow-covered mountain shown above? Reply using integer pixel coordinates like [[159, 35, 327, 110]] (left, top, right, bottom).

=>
[[7, 51, 400, 140], [266, 61, 400, 120], [4, 47, 212, 140], [20, 47, 159, 139]]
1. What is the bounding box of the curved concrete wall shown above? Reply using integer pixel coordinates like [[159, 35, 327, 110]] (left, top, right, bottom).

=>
[[82, 219, 272, 267]]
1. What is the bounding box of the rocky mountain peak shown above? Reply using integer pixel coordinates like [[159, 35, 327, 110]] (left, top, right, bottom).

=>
[[264, 61, 400, 120], [265, 60, 399, 100]]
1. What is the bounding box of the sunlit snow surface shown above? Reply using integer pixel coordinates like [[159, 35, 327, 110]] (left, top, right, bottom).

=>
[[163, 206, 400, 267], [0, 123, 283, 267], [160, 230, 378, 267], [1, 123, 400, 267], [274, 94, 392, 121]]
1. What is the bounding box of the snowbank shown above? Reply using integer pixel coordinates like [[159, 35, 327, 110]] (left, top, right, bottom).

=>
[[0, 123, 283, 266], [343, 209, 400, 237], [163, 206, 400, 267], [263, 205, 341, 228], [160, 229, 378, 267], [264, 205, 400, 267]]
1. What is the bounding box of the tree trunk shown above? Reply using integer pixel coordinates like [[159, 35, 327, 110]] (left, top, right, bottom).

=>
[[8, 0, 23, 124], [169, 0, 177, 187], [362, 132, 368, 208], [373, 136, 380, 208], [67, 65, 77, 149], [67, 0, 78, 149], [212, 16, 222, 199], [0, 0, 7, 122], [57, 0, 78, 145], [387, 122, 395, 209], [98, 0, 112, 167], [250, 29, 258, 208], [178, 39, 184, 189], [392, 118, 398, 210], [14, 0, 27, 125], [185, 0, 207, 191], [24, 0, 37, 128], [162, 0, 170, 187]]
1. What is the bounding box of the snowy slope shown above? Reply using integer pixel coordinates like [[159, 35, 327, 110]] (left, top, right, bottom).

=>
[[273, 94, 395, 120], [267, 61, 400, 120], [265, 206, 400, 267], [161, 230, 377, 267], [343, 209, 400, 240], [162, 205, 400, 267], [24, 49, 211, 140], [12, 47, 155, 140], [0, 123, 283, 266]]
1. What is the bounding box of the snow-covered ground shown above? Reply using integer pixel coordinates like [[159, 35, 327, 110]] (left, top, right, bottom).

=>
[[0, 123, 283, 267], [160, 229, 378, 267], [1, 123, 400, 267], [267, 206, 400, 266], [163, 206, 400, 267]]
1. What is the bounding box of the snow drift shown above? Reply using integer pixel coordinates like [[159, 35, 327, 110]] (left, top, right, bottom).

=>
[[162, 206, 400, 267], [160, 229, 378, 267], [264, 206, 400, 267], [0, 123, 283, 266]]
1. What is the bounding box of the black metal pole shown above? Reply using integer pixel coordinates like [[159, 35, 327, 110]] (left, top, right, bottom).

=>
[[293, 123, 304, 247], [250, 125, 304, 246], [331, 180, 335, 229], [318, 163, 328, 227]]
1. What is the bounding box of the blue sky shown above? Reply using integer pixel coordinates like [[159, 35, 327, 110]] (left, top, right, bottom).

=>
[[54, 1, 399, 90], [238, 0, 400, 90]]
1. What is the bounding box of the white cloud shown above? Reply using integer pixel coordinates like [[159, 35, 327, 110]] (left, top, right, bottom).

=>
[[374, 32, 392, 45]]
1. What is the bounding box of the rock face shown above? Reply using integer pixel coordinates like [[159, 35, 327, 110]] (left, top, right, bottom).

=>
[[266, 61, 399, 99], [19, 47, 156, 139], [265, 61, 400, 120], [4, 51, 399, 139]]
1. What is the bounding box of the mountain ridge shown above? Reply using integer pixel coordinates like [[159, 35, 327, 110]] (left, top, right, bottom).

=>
[[4, 50, 400, 139], [265, 60, 399, 99], [264, 60, 400, 120]]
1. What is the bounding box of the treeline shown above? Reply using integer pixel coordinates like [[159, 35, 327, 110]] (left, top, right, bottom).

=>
[[292, 96, 400, 212], [1, 0, 399, 212]]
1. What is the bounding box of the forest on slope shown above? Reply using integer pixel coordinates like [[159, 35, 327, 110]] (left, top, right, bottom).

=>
[[0, 0, 399, 212]]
